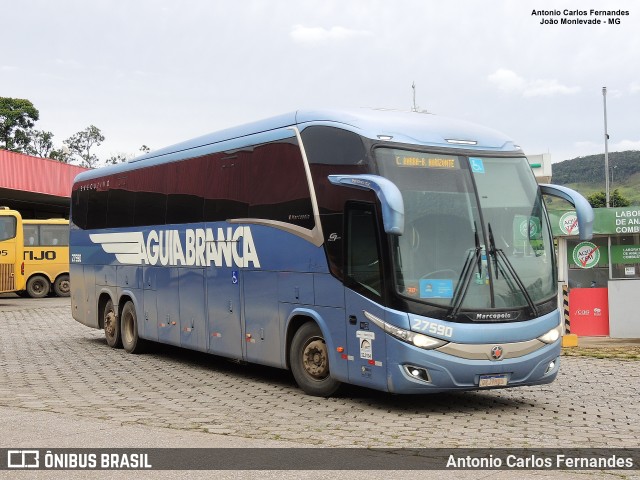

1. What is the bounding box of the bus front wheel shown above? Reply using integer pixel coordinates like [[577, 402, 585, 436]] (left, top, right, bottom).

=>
[[290, 322, 341, 397], [121, 301, 145, 354], [103, 299, 122, 348], [26, 275, 50, 298]]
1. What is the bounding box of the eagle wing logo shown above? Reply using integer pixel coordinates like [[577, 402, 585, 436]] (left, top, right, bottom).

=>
[[89, 232, 146, 265]]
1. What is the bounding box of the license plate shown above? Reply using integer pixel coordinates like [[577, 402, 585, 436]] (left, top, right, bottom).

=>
[[479, 374, 509, 388]]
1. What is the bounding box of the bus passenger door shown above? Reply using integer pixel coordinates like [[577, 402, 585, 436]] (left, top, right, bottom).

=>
[[344, 205, 388, 390], [207, 267, 243, 359]]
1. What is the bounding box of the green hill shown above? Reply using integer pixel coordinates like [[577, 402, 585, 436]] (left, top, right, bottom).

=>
[[551, 151, 640, 205]]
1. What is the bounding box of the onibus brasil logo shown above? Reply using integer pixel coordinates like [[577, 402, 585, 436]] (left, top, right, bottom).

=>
[[89, 226, 260, 268], [572, 241, 600, 269]]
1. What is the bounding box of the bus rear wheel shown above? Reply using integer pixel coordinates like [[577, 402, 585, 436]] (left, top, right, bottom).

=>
[[121, 301, 145, 354], [103, 299, 122, 348], [53, 274, 70, 297], [290, 322, 341, 397], [26, 275, 50, 298]]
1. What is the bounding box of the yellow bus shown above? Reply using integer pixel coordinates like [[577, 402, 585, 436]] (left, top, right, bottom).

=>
[[21, 218, 70, 298], [0, 207, 25, 294]]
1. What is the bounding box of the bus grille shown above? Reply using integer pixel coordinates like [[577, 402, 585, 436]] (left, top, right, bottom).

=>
[[0, 264, 15, 292]]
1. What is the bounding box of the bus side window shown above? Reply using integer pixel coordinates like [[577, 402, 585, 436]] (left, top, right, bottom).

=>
[[23, 225, 39, 246], [346, 205, 382, 297]]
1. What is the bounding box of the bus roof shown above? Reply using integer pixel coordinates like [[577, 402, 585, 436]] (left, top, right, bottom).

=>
[[73, 109, 521, 183]]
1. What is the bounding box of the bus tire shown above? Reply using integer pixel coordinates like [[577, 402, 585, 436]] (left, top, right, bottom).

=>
[[53, 274, 70, 297], [290, 322, 341, 397], [121, 301, 145, 354], [26, 275, 50, 298], [103, 298, 122, 348]]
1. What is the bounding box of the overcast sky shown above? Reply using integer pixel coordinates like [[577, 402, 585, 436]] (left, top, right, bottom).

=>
[[2, 0, 638, 164]]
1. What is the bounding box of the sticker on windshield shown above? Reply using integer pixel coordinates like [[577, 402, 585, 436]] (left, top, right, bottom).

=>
[[419, 279, 454, 299], [469, 157, 485, 174]]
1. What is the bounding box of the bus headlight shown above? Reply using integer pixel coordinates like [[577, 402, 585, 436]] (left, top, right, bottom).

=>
[[538, 325, 562, 344], [363, 311, 448, 350]]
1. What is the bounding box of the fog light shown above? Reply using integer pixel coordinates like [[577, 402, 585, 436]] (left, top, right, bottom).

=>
[[545, 359, 557, 375], [403, 365, 431, 383]]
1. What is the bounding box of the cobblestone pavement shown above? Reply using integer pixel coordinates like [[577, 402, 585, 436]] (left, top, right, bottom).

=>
[[1, 298, 639, 450]]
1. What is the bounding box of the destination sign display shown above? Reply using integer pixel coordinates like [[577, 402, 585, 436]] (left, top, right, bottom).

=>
[[394, 153, 458, 169]]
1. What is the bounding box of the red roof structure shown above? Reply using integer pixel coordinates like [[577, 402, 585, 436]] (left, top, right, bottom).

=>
[[0, 149, 89, 218], [0, 149, 88, 197]]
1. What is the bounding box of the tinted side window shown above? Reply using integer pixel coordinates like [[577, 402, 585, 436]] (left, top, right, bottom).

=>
[[302, 126, 374, 280], [204, 136, 314, 229], [71, 189, 88, 230], [204, 155, 248, 222], [85, 189, 108, 230], [107, 189, 136, 228], [134, 192, 166, 226], [165, 158, 205, 224], [72, 133, 314, 230], [346, 205, 382, 298], [302, 126, 368, 166], [245, 139, 314, 229]]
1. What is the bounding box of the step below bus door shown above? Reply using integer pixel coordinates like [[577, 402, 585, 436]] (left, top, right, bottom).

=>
[[207, 267, 243, 359]]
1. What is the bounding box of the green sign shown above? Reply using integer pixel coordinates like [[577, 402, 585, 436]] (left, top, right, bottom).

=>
[[611, 245, 640, 265], [550, 207, 640, 237]]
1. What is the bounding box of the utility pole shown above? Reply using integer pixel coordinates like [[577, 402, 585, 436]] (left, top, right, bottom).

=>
[[603, 87, 610, 207], [412, 82, 418, 112]]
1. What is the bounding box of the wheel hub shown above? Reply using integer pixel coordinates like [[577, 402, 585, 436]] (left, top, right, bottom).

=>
[[105, 311, 116, 336], [302, 339, 329, 379]]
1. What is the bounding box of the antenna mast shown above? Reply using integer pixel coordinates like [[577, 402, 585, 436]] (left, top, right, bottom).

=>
[[412, 82, 418, 112]]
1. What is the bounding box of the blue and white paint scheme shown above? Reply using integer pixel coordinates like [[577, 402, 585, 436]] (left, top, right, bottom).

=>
[[70, 109, 592, 395]]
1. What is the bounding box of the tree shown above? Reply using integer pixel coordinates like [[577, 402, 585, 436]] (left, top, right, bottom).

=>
[[63, 125, 105, 168], [49, 146, 72, 163], [25, 130, 56, 158], [587, 189, 631, 208], [0, 97, 39, 152], [105, 153, 129, 165]]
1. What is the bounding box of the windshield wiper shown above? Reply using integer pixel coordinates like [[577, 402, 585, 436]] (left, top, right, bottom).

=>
[[487, 223, 539, 316], [447, 225, 482, 319]]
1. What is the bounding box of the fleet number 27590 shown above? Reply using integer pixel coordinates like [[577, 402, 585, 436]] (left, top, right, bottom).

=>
[[411, 319, 454, 338]]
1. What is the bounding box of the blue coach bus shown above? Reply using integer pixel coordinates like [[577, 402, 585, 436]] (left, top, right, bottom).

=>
[[70, 109, 593, 396]]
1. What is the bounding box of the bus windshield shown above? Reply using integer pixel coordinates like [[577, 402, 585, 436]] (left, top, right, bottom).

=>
[[0, 217, 17, 241], [375, 149, 556, 315]]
